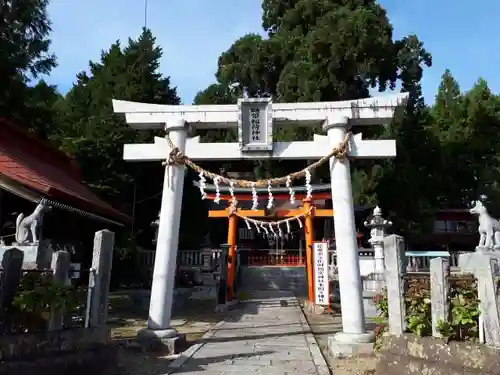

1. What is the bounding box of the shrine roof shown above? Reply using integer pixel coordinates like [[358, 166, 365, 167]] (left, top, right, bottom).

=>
[[193, 181, 331, 194], [0, 118, 130, 226]]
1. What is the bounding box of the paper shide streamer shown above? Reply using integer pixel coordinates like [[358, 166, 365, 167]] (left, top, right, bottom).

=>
[[305, 169, 312, 200], [267, 180, 274, 209], [251, 182, 258, 210], [286, 175, 295, 205], [198, 172, 207, 199], [213, 176, 221, 204]]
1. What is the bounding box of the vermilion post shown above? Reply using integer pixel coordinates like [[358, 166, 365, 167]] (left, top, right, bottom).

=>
[[226, 212, 238, 301], [303, 199, 315, 302]]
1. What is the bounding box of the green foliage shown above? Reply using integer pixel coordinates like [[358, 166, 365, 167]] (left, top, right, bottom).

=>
[[0, 0, 59, 138], [195, 0, 437, 226], [431, 74, 500, 211], [372, 290, 388, 350], [374, 277, 480, 343], [439, 281, 480, 342], [8, 271, 86, 333], [5, 0, 500, 288], [53, 29, 178, 205], [405, 285, 432, 337], [51, 28, 207, 252]]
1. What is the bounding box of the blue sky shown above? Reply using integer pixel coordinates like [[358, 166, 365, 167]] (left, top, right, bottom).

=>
[[46, 0, 499, 105]]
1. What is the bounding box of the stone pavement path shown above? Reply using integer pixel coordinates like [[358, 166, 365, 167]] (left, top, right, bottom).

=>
[[169, 291, 330, 375]]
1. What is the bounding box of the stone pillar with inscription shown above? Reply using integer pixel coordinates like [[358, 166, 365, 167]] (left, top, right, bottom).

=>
[[0, 248, 24, 315], [459, 251, 500, 346], [430, 257, 449, 338], [383, 234, 407, 335], [89, 230, 115, 328], [48, 250, 71, 330]]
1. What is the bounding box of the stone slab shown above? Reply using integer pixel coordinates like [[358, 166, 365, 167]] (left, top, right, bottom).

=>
[[327, 339, 374, 358], [303, 299, 327, 315], [168, 291, 330, 375], [458, 251, 500, 273], [0, 243, 52, 269], [188, 286, 217, 300], [171, 319, 188, 326], [376, 333, 500, 375], [363, 290, 379, 319], [136, 330, 186, 354], [189, 322, 212, 328]]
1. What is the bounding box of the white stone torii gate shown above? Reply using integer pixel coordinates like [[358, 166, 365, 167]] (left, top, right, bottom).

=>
[[113, 93, 408, 346]]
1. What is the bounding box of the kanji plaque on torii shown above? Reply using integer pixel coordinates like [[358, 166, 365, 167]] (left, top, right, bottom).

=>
[[113, 93, 408, 347]]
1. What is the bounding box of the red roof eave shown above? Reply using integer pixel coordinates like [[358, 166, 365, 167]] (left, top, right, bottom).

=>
[[46, 186, 132, 224], [0, 168, 131, 224], [0, 123, 131, 225]]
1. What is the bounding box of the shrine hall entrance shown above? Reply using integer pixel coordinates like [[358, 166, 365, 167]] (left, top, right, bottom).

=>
[[199, 180, 372, 299], [200, 181, 337, 300], [232, 215, 314, 298]]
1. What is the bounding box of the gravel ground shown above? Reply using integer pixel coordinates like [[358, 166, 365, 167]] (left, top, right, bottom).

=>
[[108, 294, 225, 375]]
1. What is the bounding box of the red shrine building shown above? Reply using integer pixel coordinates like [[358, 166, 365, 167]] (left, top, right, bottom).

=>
[[407, 209, 476, 252], [0, 118, 130, 247]]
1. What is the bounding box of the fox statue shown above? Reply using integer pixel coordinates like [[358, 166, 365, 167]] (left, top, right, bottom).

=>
[[15, 200, 51, 244], [469, 199, 500, 250]]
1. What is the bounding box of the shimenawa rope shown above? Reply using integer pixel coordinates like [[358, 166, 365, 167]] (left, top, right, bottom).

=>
[[162, 132, 352, 188]]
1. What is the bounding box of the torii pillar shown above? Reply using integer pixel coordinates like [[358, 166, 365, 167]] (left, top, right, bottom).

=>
[[325, 116, 369, 344], [143, 119, 189, 342], [113, 93, 407, 351]]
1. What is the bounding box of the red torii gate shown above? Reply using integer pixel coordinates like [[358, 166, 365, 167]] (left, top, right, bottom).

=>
[[204, 183, 335, 302]]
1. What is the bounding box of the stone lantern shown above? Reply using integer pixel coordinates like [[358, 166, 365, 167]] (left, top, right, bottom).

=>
[[364, 206, 392, 274]]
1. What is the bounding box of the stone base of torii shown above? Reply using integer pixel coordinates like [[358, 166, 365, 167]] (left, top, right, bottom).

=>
[[113, 93, 408, 355]]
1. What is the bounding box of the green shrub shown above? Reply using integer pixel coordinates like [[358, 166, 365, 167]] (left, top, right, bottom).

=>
[[373, 274, 479, 342]]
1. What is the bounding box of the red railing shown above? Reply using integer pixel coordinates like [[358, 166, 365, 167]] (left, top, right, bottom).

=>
[[247, 254, 306, 266]]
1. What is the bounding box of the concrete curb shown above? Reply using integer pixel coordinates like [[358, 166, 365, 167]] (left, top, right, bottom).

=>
[[297, 298, 332, 375], [167, 319, 226, 374]]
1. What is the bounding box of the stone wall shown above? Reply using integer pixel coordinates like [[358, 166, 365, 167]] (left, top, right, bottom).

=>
[[239, 266, 307, 296], [375, 334, 500, 375], [0, 327, 115, 375]]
